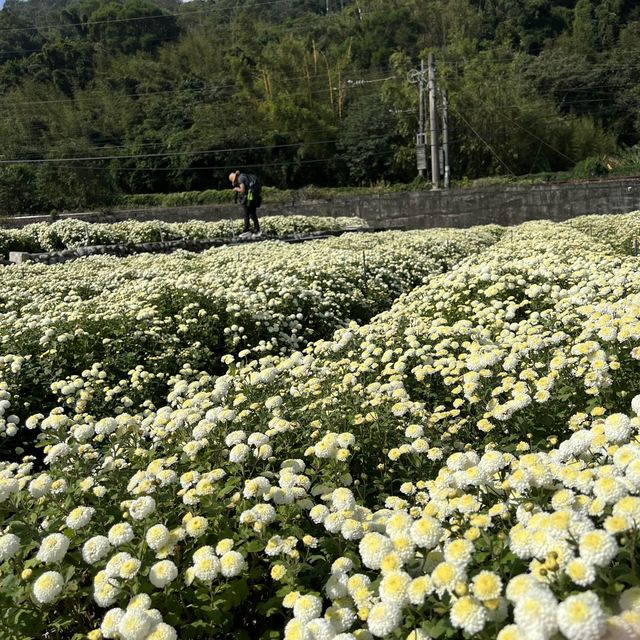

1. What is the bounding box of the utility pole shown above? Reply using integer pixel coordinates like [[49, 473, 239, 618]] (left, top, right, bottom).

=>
[[428, 52, 440, 189], [408, 60, 427, 179], [441, 90, 450, 188]]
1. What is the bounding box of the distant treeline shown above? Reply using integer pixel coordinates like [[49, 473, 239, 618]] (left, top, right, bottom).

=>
[[1, 0, 640, 215]]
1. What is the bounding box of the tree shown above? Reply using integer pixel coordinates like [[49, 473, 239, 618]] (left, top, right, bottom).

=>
[[87, 0, 179, 55], [337, 93, 397, 184]]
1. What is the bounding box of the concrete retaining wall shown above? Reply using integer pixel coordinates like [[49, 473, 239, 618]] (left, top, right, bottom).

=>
[[2, 177, 640, 230]]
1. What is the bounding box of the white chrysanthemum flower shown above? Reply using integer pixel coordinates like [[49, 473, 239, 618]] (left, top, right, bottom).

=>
[[0, 477, 19, 503], [216, 538, 235, 555], [620, 587, 640, 613], [146, 524, 171, 552], [326, 606, 356, 634], [359, 532, 393, 570], [128, 496, 156, 521], [243, 476, 271, 499], [105, 551, 133, 578], [149, 560, 178, 588], [0, 533, 20, 562], [93, 570, 121, 608], [505, 573, 550, 603], [410, 516, 442, 549], [444, 538, 474, 568], [225, 430, 247, 447], [495, 625, 524, 640], [219, 551, 246, 577], [108, 522, 135, 546], [82, 536, 112, 565], [593, 476, 627, 504], [253, 504, 276, 524], [332, 488, 356, 511], [193, 554, 220, 582], [284, 618, 308, 640], [557, 591, 606, 640], [579, 529, 618, 567], [65, 506, 95, 531], [431, 561, 463, 595], [450, 596, 487, 634], [28, 473, 53, 498], [100, 607, 125, 639], [331, 557, 354, 574], [72, 424, 95, 443], [146, 622, 178, 640], [509, 523, 532, 560], [43, 442, 71, 465], [379, 571, 411, 606], [347, 573, 371, 598], [32, 570, 64, 604], [309, 505, 330, 524], [341, 519, 364, 541], [95, 417, 118, 435], [185, 516, 208, 538], [565, 558, 596, 586], [604, 413, 632, 443], [367, 602, 402, 637], [551, 489, 575, 511], [405, 630, 431, 640], [407, 576, 432, 606], [471, 571, 502, 601], [385, 511, 413, 537], [229, 443, 251, 463], [36, 533, 70, 564], [117, 608, 154, 640], [127, 593, 152, 610], [325, 573, 349, 599], [513, 590, 558, 639], [293, 594, 323, 623]]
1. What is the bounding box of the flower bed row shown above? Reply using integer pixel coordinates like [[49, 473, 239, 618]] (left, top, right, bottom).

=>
[[1, 221, 640, 638], [0, 216, 368, 259], [0, 227, 502, 448], [565, 209, 640, 255]]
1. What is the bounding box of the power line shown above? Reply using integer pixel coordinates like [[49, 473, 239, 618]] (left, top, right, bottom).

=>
[[497, 111, 576, 164], [0, 133, 391, 166], [3, 148, 398, 175], [451, 105, 515, 176], [0, 0, 293, 34], [0, 9, 335, 59], [0, 70, 396, 108], [0, 81, 389, 154]]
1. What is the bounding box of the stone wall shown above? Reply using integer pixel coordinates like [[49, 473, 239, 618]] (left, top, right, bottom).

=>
[[2, 177, 640, 230]]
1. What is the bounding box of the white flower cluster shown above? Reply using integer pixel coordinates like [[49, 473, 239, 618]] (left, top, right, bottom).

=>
[[0, 226, 496, 435], [3, 216, 640, 638], [0, 215, 369, 256]]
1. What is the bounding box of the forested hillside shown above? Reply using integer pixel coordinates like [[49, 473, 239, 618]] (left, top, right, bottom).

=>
[[1, 0, 639, 214]]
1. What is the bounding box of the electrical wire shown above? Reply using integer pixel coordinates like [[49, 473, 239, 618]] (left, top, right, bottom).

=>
[[0, 132, 392, 165], [451, 105, 516, 176], [0, 0, 294, 33]]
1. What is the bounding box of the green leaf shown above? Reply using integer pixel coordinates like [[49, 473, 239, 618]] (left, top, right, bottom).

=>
[[245, 540, 265, 553]]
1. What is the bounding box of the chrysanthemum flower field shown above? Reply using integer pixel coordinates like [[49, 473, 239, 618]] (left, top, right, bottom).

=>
[[0, 216, 367, 258], [2, 214, 640, 640]]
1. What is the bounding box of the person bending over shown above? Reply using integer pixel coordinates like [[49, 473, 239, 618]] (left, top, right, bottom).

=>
[[229, 170, 262, 238]]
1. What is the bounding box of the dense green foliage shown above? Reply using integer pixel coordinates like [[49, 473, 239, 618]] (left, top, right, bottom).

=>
[[1, 0, 640, 214]]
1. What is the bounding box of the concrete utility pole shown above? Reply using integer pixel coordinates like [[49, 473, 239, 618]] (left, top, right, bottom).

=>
[[428, 52, 440, 189], [441, 90, 450, 188], [408, 60, 428, 179]]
